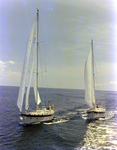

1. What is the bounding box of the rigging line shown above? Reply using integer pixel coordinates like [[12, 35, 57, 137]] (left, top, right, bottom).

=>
[[95, 49, 104, 92], [36, 9, 39, 108], [38, 44, 44, 102], [38, 17, 48, 104], [39, 40, 46, 76], [39, 15, 47, 76], [38, 52, 46, 104], [39, 41, 45, 43], [95, 50, 105, 107], [94, 59, 100, 91], [39, 16, 46, 67], [38, 15, 49, 105]]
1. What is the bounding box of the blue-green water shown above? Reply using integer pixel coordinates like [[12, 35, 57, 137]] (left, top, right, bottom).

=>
[[0, 86, 117, 150]]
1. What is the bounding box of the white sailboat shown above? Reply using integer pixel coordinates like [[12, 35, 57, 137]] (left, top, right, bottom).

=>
[[84, 39, 106, 120], [17, 9, 54, 125]]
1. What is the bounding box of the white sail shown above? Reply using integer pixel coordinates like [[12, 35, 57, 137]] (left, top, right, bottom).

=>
[[32, 22, 41, 106], [17, 19, 36, 112], [25, 59, 35, 110], [25, 21, 38, 110], [84, 46, 95, 108]]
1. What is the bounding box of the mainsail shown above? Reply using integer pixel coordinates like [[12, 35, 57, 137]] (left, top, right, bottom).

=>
[[84, 40, 96, 108]]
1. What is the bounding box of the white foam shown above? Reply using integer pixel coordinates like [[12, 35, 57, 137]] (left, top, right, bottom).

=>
[[44, 118, 69, 125], [99, 111, 115, 120], [67, 112, 77, 116]]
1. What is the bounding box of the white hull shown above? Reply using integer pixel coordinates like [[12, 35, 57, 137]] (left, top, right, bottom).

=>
[[21, 109, 54, 125], [87, 107, 106, 120]]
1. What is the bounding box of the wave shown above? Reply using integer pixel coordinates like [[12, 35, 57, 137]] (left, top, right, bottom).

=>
[[99, 111, 115, 120], [77, 115, 117, 150], [75, 145, 117, 150], [44, 110, 79, 125]]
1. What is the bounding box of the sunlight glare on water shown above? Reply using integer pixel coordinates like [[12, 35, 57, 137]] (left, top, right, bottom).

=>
[[81, 120, 117, 149]]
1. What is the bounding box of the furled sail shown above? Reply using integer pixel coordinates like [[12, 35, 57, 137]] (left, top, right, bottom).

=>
[[84, 46, 95, 108], [17, 19, 36, 112]]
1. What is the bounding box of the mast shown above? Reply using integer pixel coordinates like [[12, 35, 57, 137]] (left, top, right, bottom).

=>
[[91, 39, 96, 107], [36, 9, 39, 109]]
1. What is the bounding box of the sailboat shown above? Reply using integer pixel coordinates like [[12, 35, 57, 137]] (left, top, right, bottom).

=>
[[84, 39, 106, 120], [17, 9, 54, 125]]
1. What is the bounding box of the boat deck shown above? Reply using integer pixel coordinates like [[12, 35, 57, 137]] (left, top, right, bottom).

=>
[[87, 107, 106, 113], [21, 109, 54, 117]]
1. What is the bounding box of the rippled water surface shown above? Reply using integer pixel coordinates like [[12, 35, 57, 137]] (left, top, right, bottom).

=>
[[0, 86, 117, 150]]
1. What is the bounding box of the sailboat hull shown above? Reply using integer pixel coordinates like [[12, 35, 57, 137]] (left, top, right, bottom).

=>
[[20, 110, 54, 125], [86, 107, 106, 120]]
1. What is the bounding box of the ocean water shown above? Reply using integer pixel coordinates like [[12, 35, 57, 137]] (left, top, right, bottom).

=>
[[0, 86, 117, 150]]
